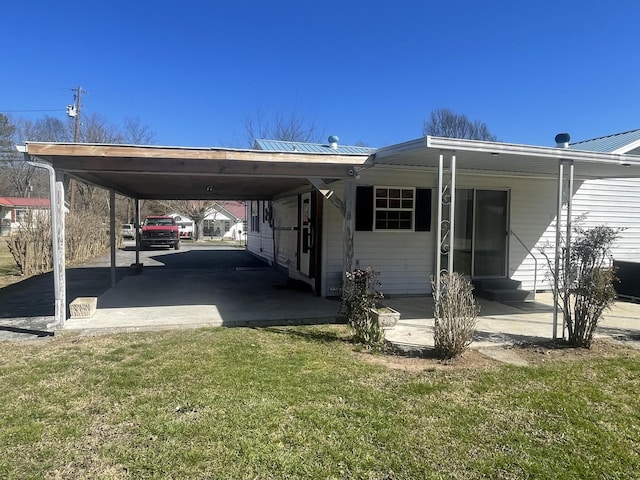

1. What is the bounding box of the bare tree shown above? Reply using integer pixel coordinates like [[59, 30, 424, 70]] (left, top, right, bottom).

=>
[[423, 108, 497, 141], [244, 107, 324, 147], [82, 113, 125, 144], [122, 116, 157, 145]]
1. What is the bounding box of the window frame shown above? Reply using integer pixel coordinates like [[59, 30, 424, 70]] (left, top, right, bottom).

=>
[[372, 186, 416, 232]]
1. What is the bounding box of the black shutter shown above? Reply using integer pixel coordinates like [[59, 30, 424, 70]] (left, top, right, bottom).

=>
[[355, 186, 374, 231], [415, 188, 432, 232]]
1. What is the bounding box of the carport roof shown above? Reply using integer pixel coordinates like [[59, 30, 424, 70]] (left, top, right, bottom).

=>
[[22, 142, 372, 200]]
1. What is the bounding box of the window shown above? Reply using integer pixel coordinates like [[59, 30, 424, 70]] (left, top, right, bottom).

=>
[[374, 187, 415, 230], [356, 186, 431, 232], [251, 201, 260, 232], [15, 209, 28, 223]]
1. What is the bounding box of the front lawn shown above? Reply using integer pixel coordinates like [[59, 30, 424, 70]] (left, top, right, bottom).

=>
[[0, 325, 638, 479]]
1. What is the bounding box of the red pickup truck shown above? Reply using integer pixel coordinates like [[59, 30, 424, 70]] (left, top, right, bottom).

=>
[[141, 215, 181, 250]]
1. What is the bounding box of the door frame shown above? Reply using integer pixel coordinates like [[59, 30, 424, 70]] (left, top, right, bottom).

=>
[[296, 191, 322, 292], [454, 188, 510, 278]]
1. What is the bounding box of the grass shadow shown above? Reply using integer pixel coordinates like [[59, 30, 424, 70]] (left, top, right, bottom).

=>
[[261, 325, 352, 345]]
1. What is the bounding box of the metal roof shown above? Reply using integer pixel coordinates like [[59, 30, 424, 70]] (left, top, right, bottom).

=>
[[0, 196, 50, 208], [373, 136, 640, 180], [570, 129, 640, 155], [254, 139, 375, 155]]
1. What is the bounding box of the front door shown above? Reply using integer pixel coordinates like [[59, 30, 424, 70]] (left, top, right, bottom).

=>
[[453, 189, 509, 277], [299, 192, 313, 277]]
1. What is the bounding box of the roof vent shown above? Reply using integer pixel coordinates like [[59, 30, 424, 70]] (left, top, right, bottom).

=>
[[328, 135, 339, 149], [555, 133, 570, 148]]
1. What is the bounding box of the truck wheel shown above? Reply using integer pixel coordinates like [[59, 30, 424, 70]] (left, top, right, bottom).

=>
[[174, 241, 181, 250]]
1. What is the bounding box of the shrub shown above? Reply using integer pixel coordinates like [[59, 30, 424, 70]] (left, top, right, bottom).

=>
[[7, 210, 117, 277], [340, 268, 385, 349], [431, 272, 479, 359], [547, 225, 620, 348]]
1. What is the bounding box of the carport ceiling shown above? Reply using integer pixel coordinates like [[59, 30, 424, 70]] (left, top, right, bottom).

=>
[[24, 143, 372, 200]]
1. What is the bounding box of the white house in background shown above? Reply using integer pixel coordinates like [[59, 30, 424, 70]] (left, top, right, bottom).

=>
[[203, 201, 246, 241], [0, 197, 50, 236], [246, 132, 640, 300]]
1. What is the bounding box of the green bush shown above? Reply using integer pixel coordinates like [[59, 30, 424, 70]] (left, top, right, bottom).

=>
[[561, 225, 620, 348], [340, 268, 385, 349]]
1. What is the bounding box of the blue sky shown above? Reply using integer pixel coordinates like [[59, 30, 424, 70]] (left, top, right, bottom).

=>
[[1, 1, 638, 149]]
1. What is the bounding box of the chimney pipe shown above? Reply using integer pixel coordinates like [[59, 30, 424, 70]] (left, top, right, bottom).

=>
[[555, 133, 570, 148]]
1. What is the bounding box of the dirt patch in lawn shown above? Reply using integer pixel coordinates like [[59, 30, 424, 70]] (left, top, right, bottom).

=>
[[358, 338, 640, 372]]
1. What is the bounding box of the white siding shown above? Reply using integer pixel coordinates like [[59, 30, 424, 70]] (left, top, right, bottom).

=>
[[253, 175, 640, 298], [323, 168, 437, 297], [271, 196, 299, 270], [524, 178, 640, 291], [246, 201, 274, 264], [510, 177, 640, 292]]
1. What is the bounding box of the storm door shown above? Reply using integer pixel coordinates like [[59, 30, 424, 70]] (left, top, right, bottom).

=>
[[453, 189, 509, 277]]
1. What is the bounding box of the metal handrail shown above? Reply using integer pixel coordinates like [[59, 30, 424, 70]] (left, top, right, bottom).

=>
[[510, 229, 537, 301]]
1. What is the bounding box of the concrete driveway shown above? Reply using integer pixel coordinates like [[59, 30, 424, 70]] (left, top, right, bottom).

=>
[[0, 242, 341, 342], [1, 242, 639, 350]]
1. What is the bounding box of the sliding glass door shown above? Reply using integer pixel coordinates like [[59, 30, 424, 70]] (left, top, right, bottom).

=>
[[452, 189, 509, 277]]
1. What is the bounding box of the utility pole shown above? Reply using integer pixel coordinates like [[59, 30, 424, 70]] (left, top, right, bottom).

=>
[[72, 86, 82, 142], [67, 86, 83, 212]]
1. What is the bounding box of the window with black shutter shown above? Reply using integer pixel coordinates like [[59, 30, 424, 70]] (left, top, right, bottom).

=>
[[356, 186, 431, 232]]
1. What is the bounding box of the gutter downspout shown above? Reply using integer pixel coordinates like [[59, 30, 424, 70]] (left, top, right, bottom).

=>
[[23, 153, 66, 329]]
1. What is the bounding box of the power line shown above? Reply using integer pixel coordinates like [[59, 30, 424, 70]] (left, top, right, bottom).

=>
[[0, 109, 62, 113]]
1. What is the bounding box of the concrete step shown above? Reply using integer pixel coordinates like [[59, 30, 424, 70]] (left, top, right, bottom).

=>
[[472, 278, 533, 303], [476, 288, 534, 302], [472, 278, 522, 291]]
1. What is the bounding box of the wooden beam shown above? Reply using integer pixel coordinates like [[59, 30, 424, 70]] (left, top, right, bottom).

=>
[[46, 157, 355, 179], [343, 178, 356, 276], [52, 169, 66, 328], [308, 178, 345, 216], [25, 142, 371, 165]]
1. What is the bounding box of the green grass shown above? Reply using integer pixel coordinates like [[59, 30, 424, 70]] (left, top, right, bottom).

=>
[[0, 239, 21, 287], [0, 325, 639, 479]]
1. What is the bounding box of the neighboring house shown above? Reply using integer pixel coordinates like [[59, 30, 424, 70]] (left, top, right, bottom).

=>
[[203, 201, 246, 240], [0, 197, 50, 236], [247, 132, 640, 298]]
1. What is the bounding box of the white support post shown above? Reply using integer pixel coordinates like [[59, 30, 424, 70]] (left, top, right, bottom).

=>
[[52, 169, 66, 328], [110, 190, 117, 288], [135, 198, 141, 265], [27, 160, 67, 329], [563, 160, 574, 339], [552, 161, 564, 339], [435, 151, 457, 294], [448, 153, 457, 274], [435, 153, 444, 295]]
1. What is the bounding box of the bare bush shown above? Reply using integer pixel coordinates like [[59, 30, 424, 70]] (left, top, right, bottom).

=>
[[7, 211, 116, 277], [432, 272, 479, 359], [6, 212, 52, 277]]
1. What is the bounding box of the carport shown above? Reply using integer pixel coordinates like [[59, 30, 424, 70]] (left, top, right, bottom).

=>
[[18, 137, 640, 338], [18, 142, 372, 328]]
